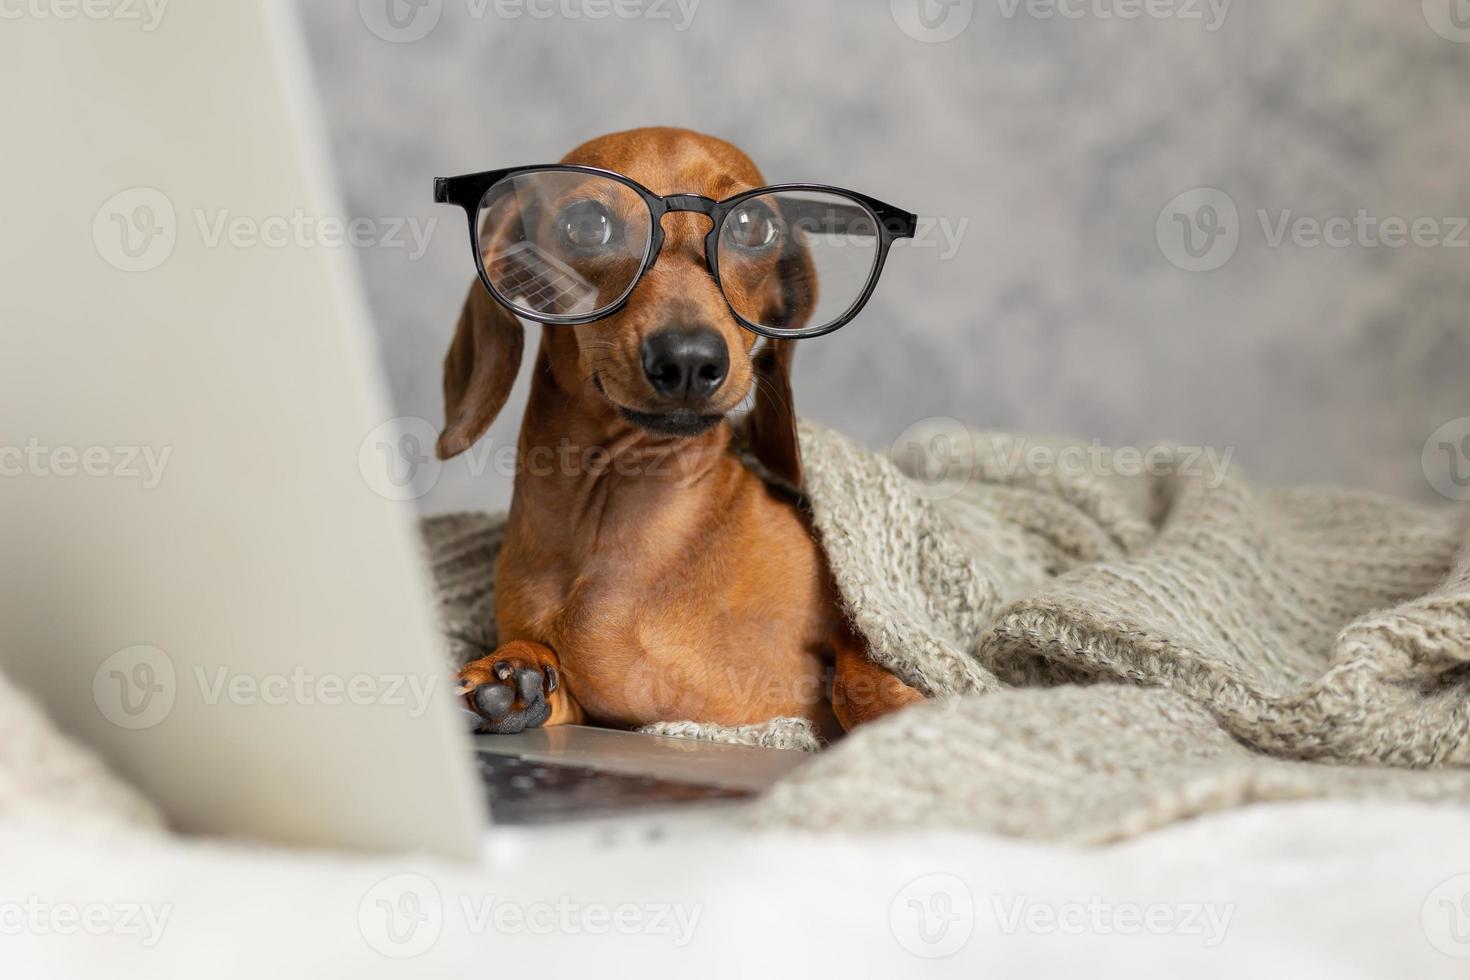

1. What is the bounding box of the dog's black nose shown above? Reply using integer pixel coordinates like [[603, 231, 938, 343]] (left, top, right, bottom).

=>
[[640, 328, 729, 402]]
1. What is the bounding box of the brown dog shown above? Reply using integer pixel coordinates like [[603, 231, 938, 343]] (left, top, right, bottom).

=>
[[439, 127, 924, 738]]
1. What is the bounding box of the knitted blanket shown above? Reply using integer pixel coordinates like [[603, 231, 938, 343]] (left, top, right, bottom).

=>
[[424, 421, 1470, 842]]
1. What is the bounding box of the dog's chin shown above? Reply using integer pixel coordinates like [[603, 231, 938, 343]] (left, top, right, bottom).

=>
[[616, 406, 725, 437]]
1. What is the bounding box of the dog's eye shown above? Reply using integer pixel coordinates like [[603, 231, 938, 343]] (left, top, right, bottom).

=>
[[724, 202, 780, 252], [556, 199, 620, 252]]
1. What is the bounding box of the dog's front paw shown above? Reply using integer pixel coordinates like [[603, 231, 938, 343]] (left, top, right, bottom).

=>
[[458, 651, 559, 735]]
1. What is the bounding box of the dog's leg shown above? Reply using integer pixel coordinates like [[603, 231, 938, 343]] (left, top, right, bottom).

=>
[[457, 640, 584, 734], [831, 631, 925, 731]]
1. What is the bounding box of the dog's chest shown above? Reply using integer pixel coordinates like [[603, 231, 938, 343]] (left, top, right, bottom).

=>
[[496, 499, 838, 728]]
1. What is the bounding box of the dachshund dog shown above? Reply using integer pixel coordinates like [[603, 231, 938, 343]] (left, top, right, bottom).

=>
[[440, 127, 924, 739]]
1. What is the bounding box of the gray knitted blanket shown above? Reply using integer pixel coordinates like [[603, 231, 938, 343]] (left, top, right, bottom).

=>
[[424, 421, 1470, 843]]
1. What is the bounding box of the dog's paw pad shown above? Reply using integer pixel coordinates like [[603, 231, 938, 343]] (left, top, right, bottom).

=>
[[471, 680, 514, 718], [458, 659, 556, 735]]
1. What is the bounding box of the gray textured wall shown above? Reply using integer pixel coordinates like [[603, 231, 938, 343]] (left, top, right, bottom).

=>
[[301, 0, 1470, 515]]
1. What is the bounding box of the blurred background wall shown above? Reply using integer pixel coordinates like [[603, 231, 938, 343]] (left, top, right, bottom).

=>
[[299, 0, 1470, 515]]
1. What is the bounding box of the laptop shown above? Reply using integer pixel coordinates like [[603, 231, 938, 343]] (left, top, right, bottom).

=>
[[0, 0, 805, 862]]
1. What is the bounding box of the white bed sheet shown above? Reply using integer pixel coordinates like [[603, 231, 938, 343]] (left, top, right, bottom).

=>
[[4, 800, 1468, 979]]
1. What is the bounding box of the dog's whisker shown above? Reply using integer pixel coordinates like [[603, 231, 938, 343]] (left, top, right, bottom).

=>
[[751, 371, 794, 422]]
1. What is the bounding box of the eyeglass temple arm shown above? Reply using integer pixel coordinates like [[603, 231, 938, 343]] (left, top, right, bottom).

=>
[[886, 209, 920, 238], [435, 175, 490, 208], [433, 168, 523, 209]]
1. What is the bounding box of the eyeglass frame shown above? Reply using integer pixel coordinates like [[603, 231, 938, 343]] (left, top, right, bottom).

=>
[[434, 165, 918, 340]]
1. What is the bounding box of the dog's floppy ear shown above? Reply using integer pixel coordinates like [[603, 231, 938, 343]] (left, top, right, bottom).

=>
[[436, 283, 524, 461], [747, 337, 802, 490]]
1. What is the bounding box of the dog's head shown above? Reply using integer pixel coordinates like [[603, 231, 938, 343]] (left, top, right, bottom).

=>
[[435, 127, 813, 489]]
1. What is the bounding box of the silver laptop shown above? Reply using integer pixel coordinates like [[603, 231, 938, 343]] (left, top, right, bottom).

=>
[[0, 0, 804, 862]]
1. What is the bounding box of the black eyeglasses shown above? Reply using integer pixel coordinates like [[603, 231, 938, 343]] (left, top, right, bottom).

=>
[[435, 165, 916, 340]]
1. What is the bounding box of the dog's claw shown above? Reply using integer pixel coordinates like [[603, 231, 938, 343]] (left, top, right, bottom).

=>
[[543, 664, 558, 693], [493, 660, 514, 681]]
